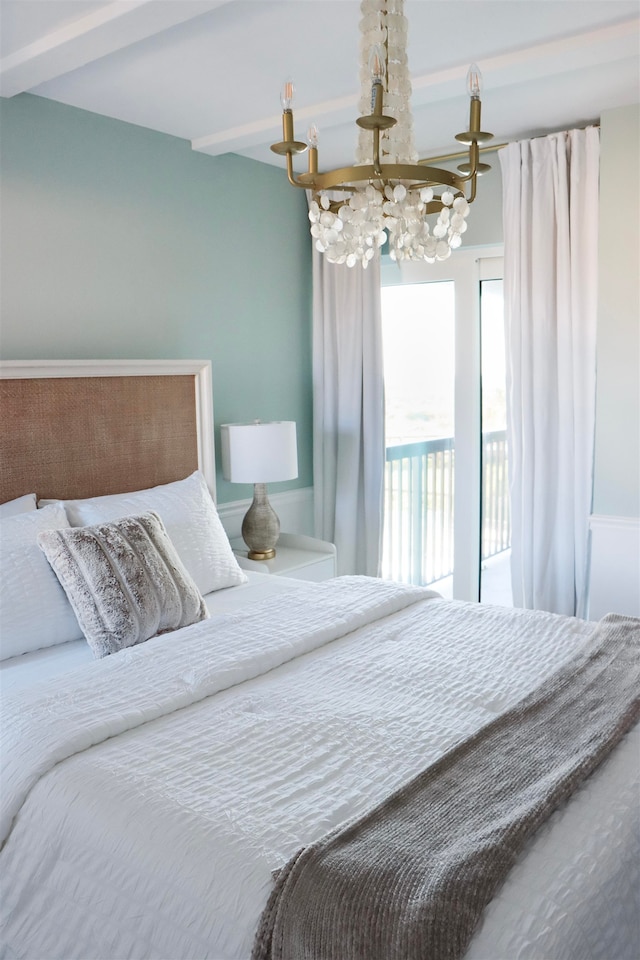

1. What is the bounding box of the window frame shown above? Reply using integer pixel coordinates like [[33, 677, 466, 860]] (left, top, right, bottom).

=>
[[382, 245, 504, 601]]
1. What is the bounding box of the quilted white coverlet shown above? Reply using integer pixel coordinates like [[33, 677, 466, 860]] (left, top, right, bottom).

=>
[[1, 577, 638, 960]]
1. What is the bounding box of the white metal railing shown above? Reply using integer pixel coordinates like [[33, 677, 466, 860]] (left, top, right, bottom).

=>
[[382, 431, 510, 585], [481, 429, 511, 560]]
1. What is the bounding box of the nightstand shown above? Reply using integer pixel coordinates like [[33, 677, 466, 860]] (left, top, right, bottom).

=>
[[230, 533, 337, 582]]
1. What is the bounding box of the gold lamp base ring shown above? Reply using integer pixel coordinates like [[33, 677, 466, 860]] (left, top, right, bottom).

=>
[[247, 548, 276, 561]]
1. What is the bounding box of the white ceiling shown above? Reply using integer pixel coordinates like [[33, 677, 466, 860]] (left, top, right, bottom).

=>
[[1, 0, 638, 170]]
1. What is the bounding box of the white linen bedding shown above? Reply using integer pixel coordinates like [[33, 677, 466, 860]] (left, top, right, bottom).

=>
[[1, 577, 638, 960], [0, 573, 304, 694]]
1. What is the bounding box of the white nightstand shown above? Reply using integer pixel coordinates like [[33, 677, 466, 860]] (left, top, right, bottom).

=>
[[230, 533, 337, 582]]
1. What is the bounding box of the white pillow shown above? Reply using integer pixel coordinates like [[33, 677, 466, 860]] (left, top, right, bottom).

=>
[[57, 471, 247, 595], [0, 504, 83, 660], [0, 493, 37, 518]]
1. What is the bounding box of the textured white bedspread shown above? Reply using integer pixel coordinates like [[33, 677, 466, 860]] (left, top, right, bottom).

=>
[[1, 577, 638, 960], [0, 572, 305, 694]]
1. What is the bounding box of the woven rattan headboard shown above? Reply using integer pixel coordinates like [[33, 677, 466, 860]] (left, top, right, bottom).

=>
[[0, 360, 215, 504]]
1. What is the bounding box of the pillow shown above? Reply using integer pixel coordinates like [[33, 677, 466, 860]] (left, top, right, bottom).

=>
[[38, 512, 209, 659], [0, 504, 83, 659], [0, 493, 37, 518], [50, 471, 247, 595]]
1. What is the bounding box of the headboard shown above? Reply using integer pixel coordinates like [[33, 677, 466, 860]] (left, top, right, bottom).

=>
[[0, 360, 215, 504]]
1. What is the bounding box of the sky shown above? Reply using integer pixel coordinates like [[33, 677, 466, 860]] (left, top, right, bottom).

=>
[[381, 278, 506, 443]]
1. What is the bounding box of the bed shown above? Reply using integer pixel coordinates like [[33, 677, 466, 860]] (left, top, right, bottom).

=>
[[0, 360, 638, 960]]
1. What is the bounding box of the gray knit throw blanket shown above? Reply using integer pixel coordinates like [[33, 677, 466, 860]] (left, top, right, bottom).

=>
[[252, 613, 640, 960]]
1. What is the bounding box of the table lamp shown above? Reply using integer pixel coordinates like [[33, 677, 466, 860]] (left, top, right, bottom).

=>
[[220, 421, 298, 560]]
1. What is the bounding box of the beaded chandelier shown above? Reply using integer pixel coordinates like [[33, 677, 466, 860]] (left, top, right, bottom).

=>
[[271, 0, 492, 268]]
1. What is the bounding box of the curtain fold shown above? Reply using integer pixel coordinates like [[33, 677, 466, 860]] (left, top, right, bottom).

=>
[[312, 248, 384, 577], [500, 127, 599, 616]]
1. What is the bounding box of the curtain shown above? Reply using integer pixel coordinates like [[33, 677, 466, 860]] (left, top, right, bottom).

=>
[[312, 249, 385, 577], [500, 127, 599, 616]]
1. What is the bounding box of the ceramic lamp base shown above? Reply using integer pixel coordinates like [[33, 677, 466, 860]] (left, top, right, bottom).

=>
[[242, 483, 280, 559]]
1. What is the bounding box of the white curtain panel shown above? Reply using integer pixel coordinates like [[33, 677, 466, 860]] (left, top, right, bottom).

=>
[[312, 248, 385, 577], [500, 127, 599, 616]]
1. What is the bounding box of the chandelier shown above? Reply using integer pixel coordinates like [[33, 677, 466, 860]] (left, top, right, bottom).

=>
[[271, 0, 492, 268]]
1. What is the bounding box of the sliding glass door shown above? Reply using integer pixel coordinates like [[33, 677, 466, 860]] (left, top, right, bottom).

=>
[[381, 281, 455, 592], [479, 271, 512, 605], [380, 247, 508, 604]]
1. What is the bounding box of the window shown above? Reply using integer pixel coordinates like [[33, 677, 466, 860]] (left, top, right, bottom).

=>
[[381, 281, 455, 589], [381, 247, 510, 604]]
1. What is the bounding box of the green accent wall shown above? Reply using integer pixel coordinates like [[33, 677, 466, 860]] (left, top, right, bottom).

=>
[[0, 93, 313, 503]]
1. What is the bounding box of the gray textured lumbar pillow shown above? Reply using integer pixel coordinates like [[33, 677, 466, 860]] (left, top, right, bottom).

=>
[[38, 511, 208, 658]]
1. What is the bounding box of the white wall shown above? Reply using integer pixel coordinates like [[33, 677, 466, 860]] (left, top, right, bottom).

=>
[[593, 104, 640, 519], [589, 103, 640, 618]]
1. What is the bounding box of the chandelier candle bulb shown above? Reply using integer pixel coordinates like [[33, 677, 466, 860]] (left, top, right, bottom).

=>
[[455, 64, 493, 148], [369, 44, 386, 83], [271, 0, 492, 267], [467, 63, 482, 99], [281, 79, 294, 110], [271, 80, 307, 158]]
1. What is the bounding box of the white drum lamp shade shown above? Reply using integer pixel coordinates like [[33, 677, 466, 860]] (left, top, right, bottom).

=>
[[221, 421, 298, 484], [221, 421, 298, 560]]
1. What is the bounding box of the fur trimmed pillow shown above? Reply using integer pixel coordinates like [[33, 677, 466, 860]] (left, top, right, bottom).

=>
[[38, 511, 208, 658]]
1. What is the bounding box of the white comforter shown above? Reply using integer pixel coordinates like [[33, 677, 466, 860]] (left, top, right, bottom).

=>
[[1, 577, 638, 960]]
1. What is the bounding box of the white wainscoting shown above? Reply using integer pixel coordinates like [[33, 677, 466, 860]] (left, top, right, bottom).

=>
[[217, 487, 314, 542], [587, 515, 640, 620]]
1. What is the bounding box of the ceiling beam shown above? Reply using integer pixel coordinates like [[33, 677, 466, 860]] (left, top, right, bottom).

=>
[[0, 0, 233, 98], [192, 17, 639, 158], [192, 92, 360, 157]]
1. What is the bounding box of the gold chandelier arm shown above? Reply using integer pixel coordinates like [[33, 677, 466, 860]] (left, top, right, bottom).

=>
[[271, 108, 309, 188], [456, 142, 480, 184], [310, 162, 467, 193], [285, 151, 313, 189]]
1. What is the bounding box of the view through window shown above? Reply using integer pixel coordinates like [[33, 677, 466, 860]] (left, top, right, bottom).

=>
[[381, 281, 455, 593], [381, 266, 512, 606]]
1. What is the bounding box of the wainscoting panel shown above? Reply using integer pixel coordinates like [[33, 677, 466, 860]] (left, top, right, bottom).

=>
[[217, 487, 314, 542], [588, 515, 640, 620]]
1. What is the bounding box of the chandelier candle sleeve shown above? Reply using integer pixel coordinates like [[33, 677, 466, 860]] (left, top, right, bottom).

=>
[[307, 125, 319, 176], [220, 421, 298, 561], [270, 0, 492, 267]]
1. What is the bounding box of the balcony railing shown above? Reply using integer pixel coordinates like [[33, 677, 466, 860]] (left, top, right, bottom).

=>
[[480, 429, 511, 560], [382, 430, 510, 586]]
